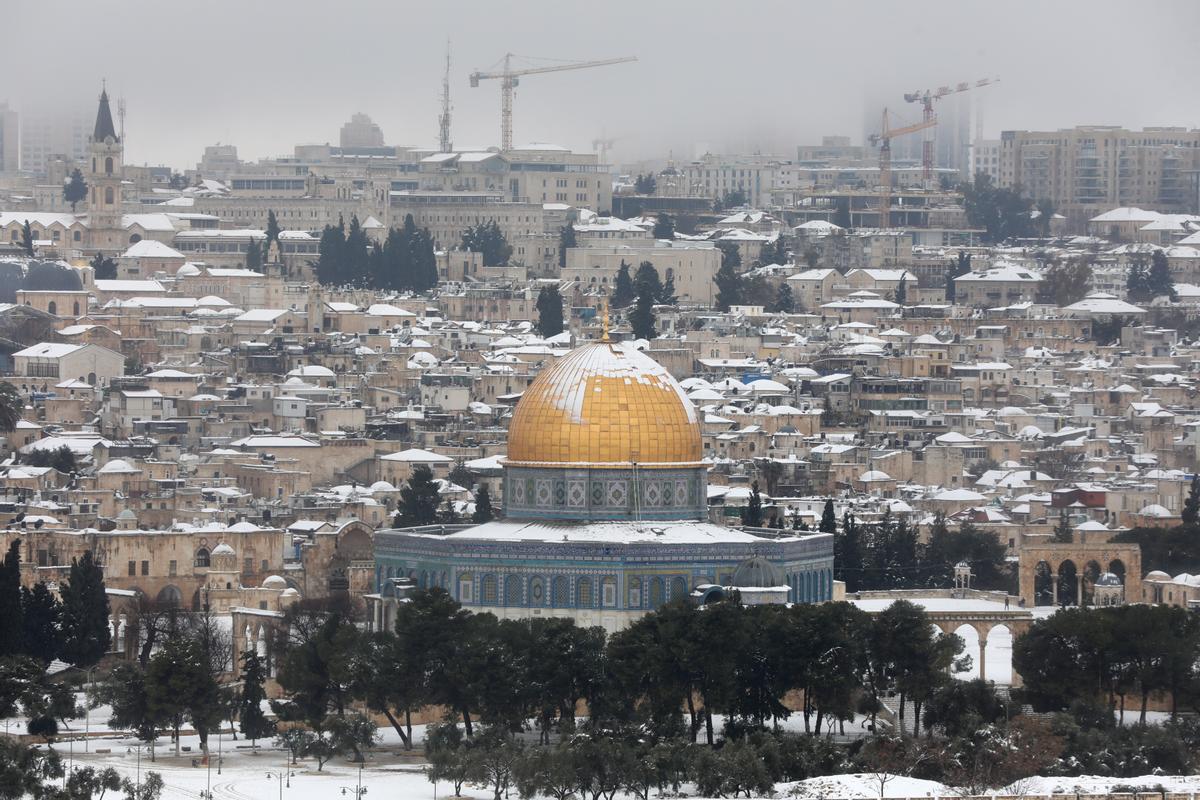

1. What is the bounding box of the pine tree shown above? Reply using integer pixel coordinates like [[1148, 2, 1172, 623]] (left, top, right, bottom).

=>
[[714, 243, 743, 311], [63, 169, 88, 213], [238, 651, 276, 745], [1052, 511, 1073, 543], [773, 283, 795, 314], [1147, 249, 1177, 301], [535, 286, 564, 338], [344, 215, 371, 287], [20, 220, 34, 256], [633, 261, 664, 301], [264, 210, 281, 252], [1183, 476, 1200, 527], [894, 276, 907, 306], [946, 250, 971, 303], [558, 224, 577, 269], [0, 381, 21, 433], [245, 237, 263, 271], [652, 213, 675, 240], [461, 220, 512, 267], [472, 485, 495, 524], [611, 261, 636, 308], [659, 273, 678, 305], [59, 551, 111, 668], [316, 217, 346, 285], [629, 288, 657, 340], [741, 481, 764, 527], [819, 499, 837, 533], [90, 252, 117, 280], [20, 583, 61, 665], [0, 541, 23, 658], [413, 225, 439, 292], [394, 465, 442, 528]]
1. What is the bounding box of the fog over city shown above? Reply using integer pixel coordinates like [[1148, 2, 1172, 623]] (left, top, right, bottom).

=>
[[7, 0, 1198, 167]]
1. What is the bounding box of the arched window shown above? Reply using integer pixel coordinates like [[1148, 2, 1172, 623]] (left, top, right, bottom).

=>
[[528, 576, 545, 606], [649, 577, 665, 609], [105, 157, 113, 175], [627, 577, 641, 608], [481, 574, 498, 605], [104, 186, 114, 204], [670, 576, 688, 602], [73, 230, 81, 241], [504, 574, 522, 606], [601, 577, 617, 607], [458, 573, 474, 603], [576, 577, 592, 608], [9, 230, 17, 241], [129, 233, 141, 244], [47, 302, 57, 316], [552, 576, 570, 607], [72, 302, 80, 316], [195, 548, 210, 568]]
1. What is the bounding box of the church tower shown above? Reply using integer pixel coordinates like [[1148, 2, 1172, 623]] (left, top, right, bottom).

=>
[[87, 88, 124, 251]]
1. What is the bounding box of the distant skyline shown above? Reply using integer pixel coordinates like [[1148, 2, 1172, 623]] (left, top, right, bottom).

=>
[[7, 0, 1199, 170]]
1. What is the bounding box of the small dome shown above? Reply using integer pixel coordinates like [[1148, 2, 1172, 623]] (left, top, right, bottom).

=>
[[211, 542, 235, 556], [177, 263, 201, 277], [732, 556, 783, 588], [1146, 570, 1172, 581], [1139, 503, 1172, 517], [1095, 572, 1122, 587], [280, 588, 300, 598], [859, 470, 891, 482], [116, 509, 137, 520], [370, 480, 397, 492], [262, 575, 287, 589]]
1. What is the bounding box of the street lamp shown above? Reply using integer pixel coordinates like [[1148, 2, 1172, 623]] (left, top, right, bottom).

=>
[[266, 770, 292, 800], [340, 762, 368, 800]]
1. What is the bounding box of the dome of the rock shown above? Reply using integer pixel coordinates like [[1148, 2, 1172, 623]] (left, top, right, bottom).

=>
[[506, 341, 702, 467]]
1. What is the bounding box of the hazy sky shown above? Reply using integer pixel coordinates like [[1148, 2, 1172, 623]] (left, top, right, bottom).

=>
[[8, 0, 1199, 170]]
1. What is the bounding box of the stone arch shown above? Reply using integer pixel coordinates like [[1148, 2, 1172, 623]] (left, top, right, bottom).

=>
[[156, 584, 182, 607], [1057, 559, 1079, 606], [73, 301, 80, 316], [1108, 559, 1126, 584], [129, 233, 141, 244], [1081, 560, 1102, 606], [47, 301, 56, 316], [979, 623, 1013, 684], [195, 547, 210, 568], [1033, 560, 1054, 606]]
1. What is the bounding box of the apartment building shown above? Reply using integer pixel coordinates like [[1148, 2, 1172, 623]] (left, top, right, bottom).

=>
[[998, 126, 1200, 229]]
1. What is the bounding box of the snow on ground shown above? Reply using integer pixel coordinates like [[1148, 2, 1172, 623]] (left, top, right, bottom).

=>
[[782, 773, 951, 798], [1012, 775, 1200, 795]]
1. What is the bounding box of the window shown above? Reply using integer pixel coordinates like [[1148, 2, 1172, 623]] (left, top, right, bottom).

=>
[[128, 560, 136, 577], [244, 557, 253, 574], [482, 574, 498, 604], [168, 560, 177, 577], [458, 573, 474, 603], [576, 577, 592, 607], [141, 561, 149, 576], [627, 577, 641, 608], [261, 559, 268, 573], [195, 548, 210, 568], [602, 577, 617, 607]]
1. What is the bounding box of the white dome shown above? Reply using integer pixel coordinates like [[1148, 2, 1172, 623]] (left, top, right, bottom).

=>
[[1145, 570, 1171, 581], [211, 542, 235, 556], [1140, 504, 1172, 517], [997, 406, 1027, 416], [176, 263, 201, 276], [370, 480, 396, 492], [280, 588, 300, 598], [859, 470, 892, 482], [262, 575, 287, 589]]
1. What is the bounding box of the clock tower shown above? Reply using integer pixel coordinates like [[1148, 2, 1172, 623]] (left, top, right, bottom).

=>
[[87, 88, 124, 251]]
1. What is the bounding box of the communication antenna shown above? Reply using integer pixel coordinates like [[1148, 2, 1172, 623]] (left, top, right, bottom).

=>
[[117, 96, 126, 143], [438, 40, 453, 153]]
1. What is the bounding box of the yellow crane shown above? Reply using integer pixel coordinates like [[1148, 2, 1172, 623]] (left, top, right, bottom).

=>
[[470, 54, 637, 151], [868, 109, 936, 229]]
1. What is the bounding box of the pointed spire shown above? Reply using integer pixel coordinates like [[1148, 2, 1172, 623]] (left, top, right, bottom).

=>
[[93, 87, 119, 143]]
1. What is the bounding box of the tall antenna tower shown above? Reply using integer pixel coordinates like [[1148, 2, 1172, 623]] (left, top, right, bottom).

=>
[[438, 40, 453, 153], [117, 95, 126, 142]]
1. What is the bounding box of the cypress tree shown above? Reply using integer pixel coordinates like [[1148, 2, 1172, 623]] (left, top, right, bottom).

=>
[[238, 651, 276, 745], [535, 286, 565, 338], [1147, 249, 1177, 301], [611, 261, 636, 308], [63, 169, 88, 213], [472, 485, 495, 523], [245, 237, 263, 271], [20, 582, 61, 664], [1183, 476, 1200, 528], [344, 215, 370, 287], [633, 261, 664, 302], [316, 217, 346, 285], [819, 499, 837, 533], [558, 224, 577, 269], [59, 551, 111, 668], [741, 481, 764, 527], [0, 541, 23, 657], [264, 210, 281, 251], [629, 288, 657, 340], [21, 220, 34, 256], [774, 283, 795, 314]]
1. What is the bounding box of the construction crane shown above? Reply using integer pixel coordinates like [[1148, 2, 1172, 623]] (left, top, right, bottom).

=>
[[592, 136, 616, 166], [904, 77, 998, 184], [868, 109, 936, 229], [470, 54, 637, 151], [438, 40, 453, 153]]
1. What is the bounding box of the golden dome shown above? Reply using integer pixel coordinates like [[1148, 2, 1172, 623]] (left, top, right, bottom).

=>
[[506, 342, 702, 467]]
